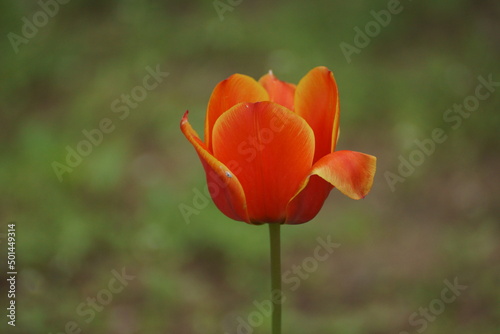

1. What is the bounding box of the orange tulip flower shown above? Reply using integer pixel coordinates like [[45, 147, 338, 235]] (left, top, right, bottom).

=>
[[181, 66, 376, 225]]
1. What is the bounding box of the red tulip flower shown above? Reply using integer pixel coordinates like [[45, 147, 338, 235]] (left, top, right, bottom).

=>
[[181, 66, 376, 225], [181, 66, 376, 333]]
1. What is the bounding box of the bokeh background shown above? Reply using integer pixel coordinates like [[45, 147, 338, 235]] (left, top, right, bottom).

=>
[[1, 0, 499, 333]]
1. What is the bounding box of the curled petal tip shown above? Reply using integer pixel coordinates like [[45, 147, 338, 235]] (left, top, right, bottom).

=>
[[315, 65, 331, 73], [180, 110, 189, 126]]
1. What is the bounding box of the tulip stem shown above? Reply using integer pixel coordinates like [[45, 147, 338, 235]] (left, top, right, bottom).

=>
[[269, 223, 281, 334]]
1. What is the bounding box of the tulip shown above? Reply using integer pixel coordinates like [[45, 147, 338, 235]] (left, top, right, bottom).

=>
[[181, 66, 376, 333], [180, 66, 376, 225]]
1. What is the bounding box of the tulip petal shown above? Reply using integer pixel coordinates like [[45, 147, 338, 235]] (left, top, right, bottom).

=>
[[285, 175, 333, 224], [181, 111, 250, 223], [286, 150, 376, 224], [205, 74, 269, 151], [295, 66, 340, 162], [258, 71, 296, 111], [212, 102, 315, 224]]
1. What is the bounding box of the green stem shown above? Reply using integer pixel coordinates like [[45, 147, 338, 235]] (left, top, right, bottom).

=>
[[269, 223, 281, 334]]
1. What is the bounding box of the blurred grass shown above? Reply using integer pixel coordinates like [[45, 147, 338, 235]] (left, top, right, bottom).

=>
[[0, 0, 499, 333]]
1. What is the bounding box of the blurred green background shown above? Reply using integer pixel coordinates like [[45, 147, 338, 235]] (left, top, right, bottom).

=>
[[1, 0, 499, 333]]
